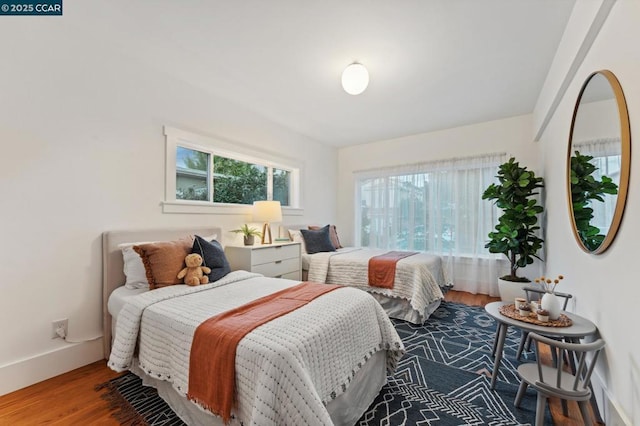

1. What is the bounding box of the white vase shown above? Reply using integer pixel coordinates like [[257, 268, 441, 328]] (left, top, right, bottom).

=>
[[541, 292, 561, 320]]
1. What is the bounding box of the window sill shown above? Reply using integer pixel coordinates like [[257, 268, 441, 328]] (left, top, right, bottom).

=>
[[162, 200, 303, 216]]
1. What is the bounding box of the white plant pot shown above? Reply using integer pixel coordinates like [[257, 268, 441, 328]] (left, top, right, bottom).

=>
[[541, 292, 562, 320], [497, 278, 528, 303]]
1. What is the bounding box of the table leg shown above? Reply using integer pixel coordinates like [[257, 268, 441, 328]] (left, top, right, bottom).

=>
[[491, 322, 499, 357], [491, 323, 508, 390], [515, 330, 529, 360]]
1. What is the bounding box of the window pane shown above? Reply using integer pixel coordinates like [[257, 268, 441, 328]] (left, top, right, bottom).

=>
[[213, 156, 267, 204], [273, 168, 290, 207], [176, 147, 209, 201]]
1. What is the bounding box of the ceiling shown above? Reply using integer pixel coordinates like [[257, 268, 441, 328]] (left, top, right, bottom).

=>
[[72, 0, 576, 147]]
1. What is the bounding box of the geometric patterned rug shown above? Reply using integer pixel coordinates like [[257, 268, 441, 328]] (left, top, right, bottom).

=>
[[356, 301, 547, 425], [97, 301, 547, 425]]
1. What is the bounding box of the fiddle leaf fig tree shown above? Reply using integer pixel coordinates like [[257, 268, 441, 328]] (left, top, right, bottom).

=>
[[482, 158, 545, 282], [569, 151, 618, 251]]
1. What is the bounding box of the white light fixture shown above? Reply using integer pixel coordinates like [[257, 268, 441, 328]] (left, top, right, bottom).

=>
[[253, 200, 282, 244], [341, 62, 369, 95]]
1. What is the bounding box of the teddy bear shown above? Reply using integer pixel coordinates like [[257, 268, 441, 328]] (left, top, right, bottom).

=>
[[177, 253, 212, 286]]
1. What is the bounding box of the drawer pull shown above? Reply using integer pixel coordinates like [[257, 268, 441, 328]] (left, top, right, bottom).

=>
[[275, 275, 282, 278], [275, 260, 282, 264]]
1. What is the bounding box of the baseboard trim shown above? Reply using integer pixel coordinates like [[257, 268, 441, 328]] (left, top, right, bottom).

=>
[[0, 339, 103, 396], [591, 371, 633, 426]]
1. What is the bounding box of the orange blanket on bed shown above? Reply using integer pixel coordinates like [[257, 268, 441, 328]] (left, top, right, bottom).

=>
[[187, 282, 340, 423], [368, 251, 418, 289]]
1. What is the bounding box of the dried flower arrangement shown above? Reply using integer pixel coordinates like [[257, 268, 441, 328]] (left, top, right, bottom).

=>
[[534, 274, 564, 293]]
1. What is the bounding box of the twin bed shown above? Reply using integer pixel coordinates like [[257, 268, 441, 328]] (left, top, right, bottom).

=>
[[289, 224, 451, 325], [303, 248, 450, 325], [103, 227, 405, 426]]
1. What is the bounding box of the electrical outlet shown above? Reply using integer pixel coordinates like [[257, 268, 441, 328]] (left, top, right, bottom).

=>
[[51, 319, 68, 339]]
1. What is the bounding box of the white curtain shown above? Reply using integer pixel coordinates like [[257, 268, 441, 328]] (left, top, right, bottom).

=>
[[355, 153, 508, 296]]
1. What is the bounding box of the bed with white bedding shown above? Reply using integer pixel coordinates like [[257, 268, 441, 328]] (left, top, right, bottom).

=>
[[305, 247, 451, 325], [103, 227, 404, 426]]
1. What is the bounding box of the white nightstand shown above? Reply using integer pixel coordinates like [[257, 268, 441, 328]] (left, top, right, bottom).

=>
[[224, 242, 302, 280]]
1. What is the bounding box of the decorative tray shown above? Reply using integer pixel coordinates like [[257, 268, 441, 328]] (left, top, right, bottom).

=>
[[499, 304, 572, 327]]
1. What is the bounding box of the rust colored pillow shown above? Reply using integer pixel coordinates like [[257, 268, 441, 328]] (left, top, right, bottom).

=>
[[309, 225, 343, 249], [134, 238, 193, 289]]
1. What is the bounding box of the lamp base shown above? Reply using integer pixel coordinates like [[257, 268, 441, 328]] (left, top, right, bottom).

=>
[[261, 222, 273, 244]]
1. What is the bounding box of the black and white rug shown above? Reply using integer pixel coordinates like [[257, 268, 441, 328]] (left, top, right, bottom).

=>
[[97, 302, 546, 425], [357, 302, 545, 425]]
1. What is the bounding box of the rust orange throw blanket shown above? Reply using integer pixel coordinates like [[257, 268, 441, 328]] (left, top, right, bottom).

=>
[[187, 282, 340, 423], [368, 251, 418, 289]]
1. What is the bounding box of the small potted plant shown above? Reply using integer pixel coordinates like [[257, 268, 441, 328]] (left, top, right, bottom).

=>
[[536, 308, 549, 322], [230, 224, 262, 246], [518, 303, 531, 317]]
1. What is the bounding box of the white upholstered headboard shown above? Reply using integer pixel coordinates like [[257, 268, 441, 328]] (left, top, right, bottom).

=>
[[102, 227, 222, 359]]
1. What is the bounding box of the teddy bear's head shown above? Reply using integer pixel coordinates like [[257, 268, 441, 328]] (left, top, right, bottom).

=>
[[184, 253, 204, 267]]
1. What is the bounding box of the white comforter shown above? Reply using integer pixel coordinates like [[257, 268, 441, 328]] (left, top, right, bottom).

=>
[[108, 271, 404, 426], [307, 248, 448, 323]]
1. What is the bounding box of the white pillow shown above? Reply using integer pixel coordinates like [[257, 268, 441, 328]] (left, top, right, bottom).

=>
[[118, 242, 150, 289], [288, 229, 307, 254]]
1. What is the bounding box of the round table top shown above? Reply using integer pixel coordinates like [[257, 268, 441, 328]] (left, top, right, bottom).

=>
[[485, 301, 597, 337]]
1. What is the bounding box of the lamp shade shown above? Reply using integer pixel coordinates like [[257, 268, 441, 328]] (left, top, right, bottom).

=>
[[341, 63, 369, 95], [253, 200, 282, 223]]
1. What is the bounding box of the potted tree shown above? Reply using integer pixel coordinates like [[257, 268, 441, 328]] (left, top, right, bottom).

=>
[[230, 224, 262, 246], [482, 157, 544, 301]]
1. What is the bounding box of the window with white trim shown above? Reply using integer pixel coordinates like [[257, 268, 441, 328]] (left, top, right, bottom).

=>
[[164, 126, 301, 213]]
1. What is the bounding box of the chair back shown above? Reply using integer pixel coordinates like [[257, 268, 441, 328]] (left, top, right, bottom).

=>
[[528, 332, 605, 400], [523, 286, 573, 310]]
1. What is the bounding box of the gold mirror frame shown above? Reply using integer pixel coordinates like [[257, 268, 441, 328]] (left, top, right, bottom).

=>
[[567, 70, 631, 254]]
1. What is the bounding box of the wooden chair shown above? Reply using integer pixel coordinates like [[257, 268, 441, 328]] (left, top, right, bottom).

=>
[[514, 332, 605, 426]]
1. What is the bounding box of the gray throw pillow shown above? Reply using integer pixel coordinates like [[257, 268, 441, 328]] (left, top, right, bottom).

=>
[[191, 235, 231, 282], [300, 225, 336, 254]]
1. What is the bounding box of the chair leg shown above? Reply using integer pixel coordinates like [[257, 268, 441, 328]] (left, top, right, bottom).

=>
[[535, 393, 547, 426], [514, 380, 528, 407], [578, 400, 593, 426]]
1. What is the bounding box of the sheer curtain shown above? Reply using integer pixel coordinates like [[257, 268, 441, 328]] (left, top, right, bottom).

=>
[[355, 153, 507, 296]]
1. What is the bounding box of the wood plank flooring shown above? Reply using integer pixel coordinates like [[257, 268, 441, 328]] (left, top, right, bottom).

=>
[[0, 290, 600, 425]]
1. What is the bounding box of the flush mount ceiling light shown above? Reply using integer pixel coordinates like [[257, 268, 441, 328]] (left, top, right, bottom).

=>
[[341, 62, 369, 95]]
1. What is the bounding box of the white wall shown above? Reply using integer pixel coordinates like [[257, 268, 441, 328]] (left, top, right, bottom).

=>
[[337, 114, 538, 246], [0, 18, 337, 394], [535, 0, 640, 423]]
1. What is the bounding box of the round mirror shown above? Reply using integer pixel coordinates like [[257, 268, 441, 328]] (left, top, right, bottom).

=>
[[567, 70, 631, 254]]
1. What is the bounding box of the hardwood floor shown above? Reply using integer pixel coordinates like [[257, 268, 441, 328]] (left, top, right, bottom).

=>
[[0, 290, 600, 425], [0, 361, 122, 425]]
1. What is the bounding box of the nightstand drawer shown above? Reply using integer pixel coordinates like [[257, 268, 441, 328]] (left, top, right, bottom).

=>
[[252, 257, 299, 277], [251, 244, 299, 265]]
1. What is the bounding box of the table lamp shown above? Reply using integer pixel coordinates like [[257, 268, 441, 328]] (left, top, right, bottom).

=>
[[253, 200, 282, 244]]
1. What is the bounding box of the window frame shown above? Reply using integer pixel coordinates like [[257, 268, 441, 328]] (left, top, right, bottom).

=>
[[163, 126, 302, 215]]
